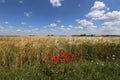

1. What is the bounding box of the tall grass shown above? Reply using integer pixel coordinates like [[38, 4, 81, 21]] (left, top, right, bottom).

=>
[[0, 36, 120, 80]]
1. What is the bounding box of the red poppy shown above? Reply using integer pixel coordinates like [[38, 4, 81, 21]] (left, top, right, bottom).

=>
[[61, 52, 71, 59], [73, 54, 77, 60], [65, 58, 71, 63], [51, 56, 61, 62]]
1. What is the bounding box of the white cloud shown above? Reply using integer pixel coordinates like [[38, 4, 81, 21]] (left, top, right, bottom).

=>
[[68, 25, 83, 30], [100, 11, 120, 34], [87, 26, 97, 30], [101, 11, 120, 21], [50, 0, 63, 7], [91, 1, 106, 10], [101, 20, 120, 33], [85, 1, 120, 35], [68, 25, 73, 28], [86, 1, 109, 20], [16, 29, 22, 32], [59, 25, 71, 31], [3, 21, 8, 25], [86, 10, 105, 20], [21, 22, 26, 25], [24, 12, 32, 17], [76, 19, 97, 31], [101, 25, 120, 35], [74, 26, 83, 30], [49, 23, 57, 27], [76, 19, 93, 27]]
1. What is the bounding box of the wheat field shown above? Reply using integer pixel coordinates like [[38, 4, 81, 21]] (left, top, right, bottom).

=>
[[0, 36, 120, 80]]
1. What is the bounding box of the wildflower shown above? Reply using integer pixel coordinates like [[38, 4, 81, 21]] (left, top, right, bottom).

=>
[[116, 64, 119, 66], [73, 54, 77, 60], [65, 58, 71, 63], [91, 60, 94, 63], [101, 63, 104, 66], [96, 62, 99, 65], [112, 55, 116, 57], [61, 52, 71, 59], [112, 57, 115, 60], [51, 56, 61, 62], [106, 56, 109, 59]]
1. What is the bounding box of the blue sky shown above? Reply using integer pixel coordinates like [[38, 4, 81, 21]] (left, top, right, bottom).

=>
[[0, 0, 120, 35]]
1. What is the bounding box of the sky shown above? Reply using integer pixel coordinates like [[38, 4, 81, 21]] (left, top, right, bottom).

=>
[[0, 0, 120, 35]]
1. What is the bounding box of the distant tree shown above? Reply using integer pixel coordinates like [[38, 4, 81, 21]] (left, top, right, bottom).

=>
[[90, 34, 95, 37], [80, 34, 86, 36]]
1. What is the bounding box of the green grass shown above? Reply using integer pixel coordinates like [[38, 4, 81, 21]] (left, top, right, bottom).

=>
[[0, 60, 120, 80]]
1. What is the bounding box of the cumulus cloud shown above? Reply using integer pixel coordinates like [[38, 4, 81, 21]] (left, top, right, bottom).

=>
[[91, 1, 107, 10], [85, 1, 120, 35], [101, 20, 120, 34], [76, 19, 96, 29], [100, 11, 120, 35], [102, 21, 120, 27], [86, 10, 105, 20], [86, 1, 120, 22], [86, 1, 109, 20], [76, 19, 93, 27], [50, 0, 63, 7], [101, 11, 120, 21]]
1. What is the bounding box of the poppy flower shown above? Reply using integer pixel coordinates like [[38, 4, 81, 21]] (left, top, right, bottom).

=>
[[73, 54, 77, 60], [61, 52, 71, 59], [51, 56, 61, 62], [65, 58, 71, 63]]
